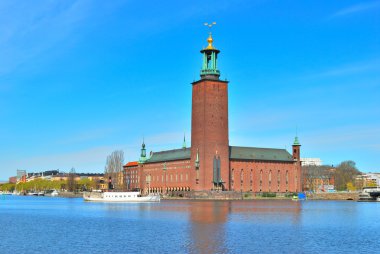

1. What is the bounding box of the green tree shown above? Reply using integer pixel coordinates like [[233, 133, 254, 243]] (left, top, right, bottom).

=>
[[334, 161, 361, 191], [0, 183, 16, 192], [346, 182, 356, 191], [77, 178, 96, 191]]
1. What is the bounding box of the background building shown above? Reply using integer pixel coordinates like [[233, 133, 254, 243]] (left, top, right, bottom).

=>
[[301, 158, 322, 166]]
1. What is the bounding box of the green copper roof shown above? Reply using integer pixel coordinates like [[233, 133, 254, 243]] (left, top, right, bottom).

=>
[[147, 148, 191, 163], [229, 146, 294, 162], [293, 136, 301, 146], [143, 146, 293, 164]]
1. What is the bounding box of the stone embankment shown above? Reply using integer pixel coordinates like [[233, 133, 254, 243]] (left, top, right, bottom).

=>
[[308, 192, 359, 201], [164, 191, 360, 200], [58, 192, 83, 198], [165, 191, 243, 200]]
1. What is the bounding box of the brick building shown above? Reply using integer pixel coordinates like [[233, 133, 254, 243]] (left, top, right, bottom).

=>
[[124, 33, 302, 194]]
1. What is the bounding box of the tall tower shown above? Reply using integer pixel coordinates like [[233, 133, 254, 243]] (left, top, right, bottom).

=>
[[190, 32, 229, 191]]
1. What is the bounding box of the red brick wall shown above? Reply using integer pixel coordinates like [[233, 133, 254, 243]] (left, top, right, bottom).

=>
[[124, 165, 139, 190], [190, 79, 230, 191], [139, 160, 191, 193], [230, 160, 301, 192]]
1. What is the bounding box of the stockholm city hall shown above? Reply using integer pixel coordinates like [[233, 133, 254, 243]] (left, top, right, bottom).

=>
[[124, 31, 302, 195]]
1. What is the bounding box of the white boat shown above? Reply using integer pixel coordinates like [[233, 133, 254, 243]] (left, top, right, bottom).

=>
[[358, 187, 380, 202], [45, 190, 59, 197], [83, 191, 160, 202], [51, 190, 59, 197]]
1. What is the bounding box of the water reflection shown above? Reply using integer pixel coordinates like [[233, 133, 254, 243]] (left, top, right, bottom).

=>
[[187, 201, 230, 254], [185, 200, 302, 254]]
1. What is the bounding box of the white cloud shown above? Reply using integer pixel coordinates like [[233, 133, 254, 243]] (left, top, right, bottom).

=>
[[300, 59, 380, 79], [329, 1, 380, 18]]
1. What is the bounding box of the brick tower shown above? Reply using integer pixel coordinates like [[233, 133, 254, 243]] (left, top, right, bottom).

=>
[[191, 33, 229, 191]]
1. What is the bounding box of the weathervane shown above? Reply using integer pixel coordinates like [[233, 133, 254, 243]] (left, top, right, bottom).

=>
[[204, 21, 216, 32]]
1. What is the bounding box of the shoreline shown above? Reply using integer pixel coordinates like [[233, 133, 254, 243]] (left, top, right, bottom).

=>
[[6, 191, 360, 201]]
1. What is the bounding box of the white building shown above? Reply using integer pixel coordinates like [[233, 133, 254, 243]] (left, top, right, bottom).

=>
[[362, 173, 380, 187], [301, 158, 322, 166]]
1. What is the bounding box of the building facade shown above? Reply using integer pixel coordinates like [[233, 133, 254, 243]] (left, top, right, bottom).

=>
[[124, 33, 302, 194]]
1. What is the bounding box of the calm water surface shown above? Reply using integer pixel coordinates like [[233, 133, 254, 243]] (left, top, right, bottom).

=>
[[0, 196, 379, 254]]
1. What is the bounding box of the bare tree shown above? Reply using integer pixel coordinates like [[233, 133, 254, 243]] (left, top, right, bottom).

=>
[[104, 150, 124, 190], [67, 167, 77, 192]]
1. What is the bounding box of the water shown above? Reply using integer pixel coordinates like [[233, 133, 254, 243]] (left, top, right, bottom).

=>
[[1, 196, 379, 254]]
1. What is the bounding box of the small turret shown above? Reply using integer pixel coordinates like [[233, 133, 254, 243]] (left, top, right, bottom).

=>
[[139, 139, 147, 163], [292, 136, 301, 161]]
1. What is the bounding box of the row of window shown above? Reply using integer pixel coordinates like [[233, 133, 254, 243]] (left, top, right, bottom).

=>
[[145, 173, 190, 183], [231, 169, 290, 182]]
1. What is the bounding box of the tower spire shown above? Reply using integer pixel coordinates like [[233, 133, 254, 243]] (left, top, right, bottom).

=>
[[182, 133, 186, 149], [200, 22, 220, 80]]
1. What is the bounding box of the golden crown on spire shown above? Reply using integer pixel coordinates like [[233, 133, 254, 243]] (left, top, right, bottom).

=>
[[206, 33, 215, 49], [204, 22, 217, 50]]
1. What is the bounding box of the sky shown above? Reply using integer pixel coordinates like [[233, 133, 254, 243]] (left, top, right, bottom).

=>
[[0, 0, 379, 180]]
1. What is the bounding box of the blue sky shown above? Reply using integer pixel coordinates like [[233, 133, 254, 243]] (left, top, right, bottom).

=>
[[0, 0, 379, 180]]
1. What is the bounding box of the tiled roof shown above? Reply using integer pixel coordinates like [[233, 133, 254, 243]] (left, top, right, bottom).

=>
[[147, 148, 191, 163], [124, 161, 139, 167], [229, 146, 294, 162]]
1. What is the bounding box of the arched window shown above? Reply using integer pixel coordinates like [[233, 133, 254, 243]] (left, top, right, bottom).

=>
[[250, 169, 253, 191], [269, 170, 272, 185], [286, 170, 289, 192], [240, 169, 244, 184], [231, 169, 235, 189], [286, 170, 289, 184]]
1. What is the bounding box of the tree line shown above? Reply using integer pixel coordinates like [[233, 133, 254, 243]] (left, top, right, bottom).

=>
[[303, 160, 362, 192], [0, 177, 98, 193]]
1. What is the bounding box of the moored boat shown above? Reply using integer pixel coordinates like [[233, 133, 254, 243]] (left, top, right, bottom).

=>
[[358, 187, 380, 202], [83, 191, 160, 202], [292, 192, 307, 201]]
